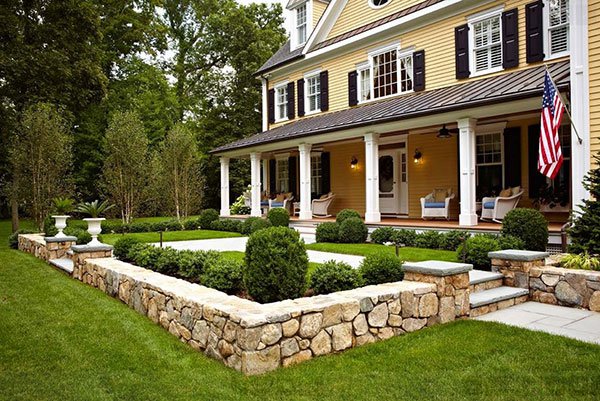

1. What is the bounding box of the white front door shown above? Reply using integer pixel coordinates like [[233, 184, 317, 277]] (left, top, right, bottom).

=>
[[378, 148, 408, 215]]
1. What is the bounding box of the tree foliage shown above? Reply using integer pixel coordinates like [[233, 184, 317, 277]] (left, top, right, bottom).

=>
[[569, 153, 600, 254]]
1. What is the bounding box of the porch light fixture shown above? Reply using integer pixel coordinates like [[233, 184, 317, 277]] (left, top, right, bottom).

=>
[[437, 124, 459, 139], [413, 149, 422, 164], [350, 156, 359, 169]]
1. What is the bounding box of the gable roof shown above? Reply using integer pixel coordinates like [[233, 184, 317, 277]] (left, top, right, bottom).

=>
[[213, 61, 570, 154], [255, 40, 305, 76]]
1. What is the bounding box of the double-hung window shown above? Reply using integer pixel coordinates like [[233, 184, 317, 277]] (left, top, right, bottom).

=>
[[305, 73, 321, 113], [276, 158, 289, 193], [546, 0, 569, 57], [470, 13, 502, 74], [372, 49, 398, 98], [275, 84, 288, 122], [296, 4, 307, 46], [310, 154, 322, 195], [475, 132, 504, 200], [357, 65, 371, 103], [359, 46, 414, 103]]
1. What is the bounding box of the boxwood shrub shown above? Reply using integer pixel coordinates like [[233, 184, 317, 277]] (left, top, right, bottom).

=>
[[338, 217, 368, 243], [241, 217, 261, 235], [501, 208, 549, 251], [359, 254, 404, 285], [370, 227, 397, 244], [199, 208, 220, 229], [63, 227, 91, 245], [498, 234, 525, 250], [457, 235, 500, 271], [210, 218, 242, 233], [309, 261, 362, 295], [335, 209, 361, 224], [183, 218, 200, 231], [129, 222, 151, 233], [127, 243, 163, 269], [267, 207, 290, 227], [315, 222, 339, 243], [392, 229, 417, 247], [201, 259, 245, 294], [414, 230, 443, 249], [440, 230, 470, 251], [244, 227, 308, 303], [113, 237, 141, 261], [177, 250, 220, 282]]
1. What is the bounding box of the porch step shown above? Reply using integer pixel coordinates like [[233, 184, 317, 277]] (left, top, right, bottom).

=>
[[49, 258, 73, 274], [470, 286, 529, 317], [469, 270, 504, 292]]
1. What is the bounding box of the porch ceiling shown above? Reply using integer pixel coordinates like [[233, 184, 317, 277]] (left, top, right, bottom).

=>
[[212, 61, 569, 157]]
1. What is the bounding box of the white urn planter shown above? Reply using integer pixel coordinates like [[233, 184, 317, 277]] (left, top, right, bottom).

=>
[[83, 217, 105, 246], [52, 215, 70, 238]]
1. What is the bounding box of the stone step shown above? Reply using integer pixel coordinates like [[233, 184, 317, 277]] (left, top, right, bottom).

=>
[[469, 286, 529, 317], [49, 258, 74, 274], [469, 270, 504, 292]]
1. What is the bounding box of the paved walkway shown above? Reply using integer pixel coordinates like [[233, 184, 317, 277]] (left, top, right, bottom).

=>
[[475, 301, 600, 345], [155, 235, 365, 268]]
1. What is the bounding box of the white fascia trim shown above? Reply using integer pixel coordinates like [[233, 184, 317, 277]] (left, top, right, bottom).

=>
[[261, 78, 268, 132], [303, 0, 348, 55]]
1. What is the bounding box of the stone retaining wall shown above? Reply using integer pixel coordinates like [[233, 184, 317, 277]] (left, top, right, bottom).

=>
[[18, 234, 75, 261]]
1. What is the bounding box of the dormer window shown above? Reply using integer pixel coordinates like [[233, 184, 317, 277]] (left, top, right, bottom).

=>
[[296, 4, 307, 45], [369, 0, 390, 9]]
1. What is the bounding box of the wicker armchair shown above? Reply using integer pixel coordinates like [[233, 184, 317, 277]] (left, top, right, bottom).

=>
[[480, 191, 523, 223], [420, 191, 455, 220], [312, 193, 336, 218]]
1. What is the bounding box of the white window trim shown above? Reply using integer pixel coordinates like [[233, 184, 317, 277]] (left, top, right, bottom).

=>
[[310, 153, 323, 195], [274, 81, 289, 123], [475, 130, 505, 190], [356, 62, 371, 104], [275, 156, 290, 193], [467, 7, 504, 78], [304, 69, 322, 116], [543, 0, 570, 61], [368, 0, 390, 10], [361, 45, 415, 104], [290, 1, 312, 50]]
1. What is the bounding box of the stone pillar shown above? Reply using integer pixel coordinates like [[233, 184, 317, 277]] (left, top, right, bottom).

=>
[[298, 143, 312, 220], [250, 152, 262, 217], [364, 132, 381, 223], [457, 118, 478, 226], [70, 244, 113, 281], [220, 157, 230, 216], [403, 260, 472, 322], [488, 250, 549, 289], [43, 236, 77, 260]]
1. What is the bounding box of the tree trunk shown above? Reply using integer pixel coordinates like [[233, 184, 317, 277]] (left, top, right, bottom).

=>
[[11, 199, 19, 232]]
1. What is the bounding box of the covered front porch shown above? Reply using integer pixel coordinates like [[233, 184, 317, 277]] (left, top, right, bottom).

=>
[[214, 62, 573, 230]]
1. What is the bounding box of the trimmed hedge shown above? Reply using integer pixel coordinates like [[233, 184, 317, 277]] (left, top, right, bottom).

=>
[[359, 253, 404, 285], [457, 235, 500, 271], [113, 237, 141, 261], [198, 209, 220, 229], [315, 222, 340, 243], [336, 209, 361, 224], [244, 227, 308, 303], [267, 207, 289, 227], [210, 219, 243, 233], [370, 227, 397, 244], [392, 229, 417, 247], [414, 231, 443, 249], [439, 230, 469, 251], [501, 208, 548, 251], [201, 259, 245, 294], [309, 261, 362, 295], [338, 217, 368, 243]]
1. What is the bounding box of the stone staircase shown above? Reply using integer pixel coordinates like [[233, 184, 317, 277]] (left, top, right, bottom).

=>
[[468, 270, 529, 317], [49, 258, 74, 274]]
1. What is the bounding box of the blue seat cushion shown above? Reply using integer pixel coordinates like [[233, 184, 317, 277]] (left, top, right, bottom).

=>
[[483, 201, 495, 209], [424, 202, 446, 208], [270, 202, 284, 207], [260, 201, 269, 206]]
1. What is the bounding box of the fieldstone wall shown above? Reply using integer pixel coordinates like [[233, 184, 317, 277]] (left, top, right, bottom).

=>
[[76, 257, 443, 375], [19, 234, 76, 261]]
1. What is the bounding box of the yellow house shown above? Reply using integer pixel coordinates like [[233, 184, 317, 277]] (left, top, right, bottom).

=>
[[212, 0, 595, 231]]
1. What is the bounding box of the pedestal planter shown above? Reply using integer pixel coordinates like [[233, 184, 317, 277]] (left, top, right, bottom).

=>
[[83, 217, 105, 246], [52, 215, 70, 238]]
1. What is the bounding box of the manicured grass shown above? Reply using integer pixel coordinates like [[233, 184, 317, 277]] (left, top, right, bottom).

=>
[[100, 229, 241, 245], [66, 215, 201, 230], [306, 242, 459, 262], [2, 220, 600, 400]]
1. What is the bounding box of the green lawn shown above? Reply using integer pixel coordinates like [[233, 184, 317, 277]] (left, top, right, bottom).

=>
[[100, 229, 241, 245], [65, 215, 201, 230], [2, 219, 600, 400], [306, 242, 459, 262]]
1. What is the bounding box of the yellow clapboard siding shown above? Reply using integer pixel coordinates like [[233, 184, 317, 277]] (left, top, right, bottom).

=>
[[325, 141, 366, 214], [313, 0, 328, 27], [590, 0, 600, 163]]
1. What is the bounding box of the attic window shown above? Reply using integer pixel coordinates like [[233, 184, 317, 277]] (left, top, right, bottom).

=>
[[369, 0, 390, 9]]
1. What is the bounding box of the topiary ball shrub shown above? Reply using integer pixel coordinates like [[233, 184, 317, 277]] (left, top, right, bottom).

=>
[[457, 235, 500, 271], [392, 229, 417, 247], [370, 227, 397, 244], [267, 207, 290, 227], [501, 208, 548, 251], [244, 227, 308, 303], [335, 209, 361, 224], [338, 217, 368, 243], [359, 253, 404, 285], [113, 237, 141, 261], [440, 230, 470, 251], [316, 222, 339, 243], [309, 261, 363, 295], [201, 259, 245, 295], [498, 234, 525, 250], [199, 208, 220, 229], [414, 230, 443, 249]]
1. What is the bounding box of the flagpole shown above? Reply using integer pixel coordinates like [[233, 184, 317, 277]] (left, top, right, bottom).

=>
[[545, 64, 583, 144]]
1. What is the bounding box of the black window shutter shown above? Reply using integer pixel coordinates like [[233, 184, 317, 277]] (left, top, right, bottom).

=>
[[297, 79, 305, 117], [348, 71, 358, 106], [502, 8, 519, 69], [526, 0, 545, 63], [503, 127, 522, 187], [267, 88, 275, 124], [455, 24, 470, 79], [413, 50, 425, 91], [320, 71, 329, 112], [288, 156, 297, 198], [287, 82, 295, 120], [528, 124, 546, 198], [321, 152, 331, 195], [269, 159, 276, 194]]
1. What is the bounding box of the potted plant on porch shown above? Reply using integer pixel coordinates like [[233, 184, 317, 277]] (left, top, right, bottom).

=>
[[51, 197, 75, 238], [76, 200, 115, 246], [534, 183, 570, 213]]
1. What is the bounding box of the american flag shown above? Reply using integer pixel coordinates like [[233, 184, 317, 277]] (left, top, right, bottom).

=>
[[538, 71, 565, 179]]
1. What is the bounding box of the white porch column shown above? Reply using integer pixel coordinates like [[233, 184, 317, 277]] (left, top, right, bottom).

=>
[[570, 0, 591, 212], [219, 157, 230, 216], [458, 118, 478, 226], [298, 143, 312, 220], [250, 152, 262, 217], [364, 132, 381, 223], [262, 160, 269, 193]]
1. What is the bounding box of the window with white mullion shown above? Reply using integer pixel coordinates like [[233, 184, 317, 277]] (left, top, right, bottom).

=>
[[472, 15, 502, 73], [276, 158, 289, 193], [310, 155, 322, 195], [305, 74, 321, 113], [296, 4, 307, 45], [398, 54, 413, 93], [372, 49, 398, 99], [358, 67, 371, 103], [475, 132, 504, 199], [548, 0, 569, 55], [275, 85, 288, 121]]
